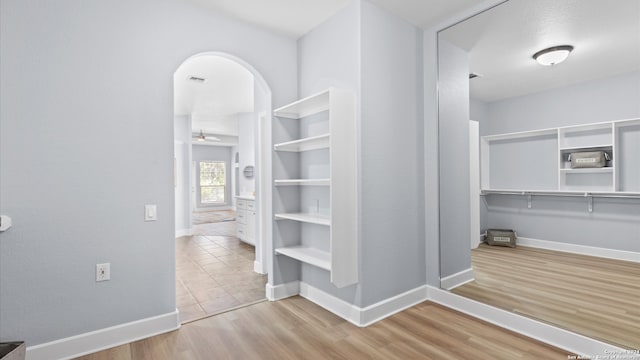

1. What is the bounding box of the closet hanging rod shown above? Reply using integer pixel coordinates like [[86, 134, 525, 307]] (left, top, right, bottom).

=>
[[481, 190, 640, 199]]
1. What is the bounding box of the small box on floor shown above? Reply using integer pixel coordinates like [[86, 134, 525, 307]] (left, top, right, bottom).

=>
[[486, 229, 517, 247]]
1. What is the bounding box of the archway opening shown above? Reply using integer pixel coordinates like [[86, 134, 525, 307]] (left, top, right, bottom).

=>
[[173, 52, 272, 323]]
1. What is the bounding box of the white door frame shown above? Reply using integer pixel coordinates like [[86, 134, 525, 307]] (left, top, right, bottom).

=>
[[469, 120, 480, 249]]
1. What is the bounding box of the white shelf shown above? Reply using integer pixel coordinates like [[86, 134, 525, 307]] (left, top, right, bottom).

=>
[[273, 88, 358, 289], [274, 134, 330, 152], [560, 168, 613, 173], [275, 246, 331, 271], [274, 213, 330, 226], [275, 179, 330, 186], [559, 144, 612, 151], [482, 128, 557, 141], [274, 89, 331, 119]]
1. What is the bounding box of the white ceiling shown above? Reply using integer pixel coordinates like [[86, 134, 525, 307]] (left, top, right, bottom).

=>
[[440, 0, 640, 102], [188, 0, 486, 38], [175, 0, 488, 139], [176, 0, 640, 127], [174, 55, 254, 137]]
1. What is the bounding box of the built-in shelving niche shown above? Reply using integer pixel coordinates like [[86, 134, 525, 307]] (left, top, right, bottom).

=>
[[481, 118, 640, 211], [272, 88, 357, 288]]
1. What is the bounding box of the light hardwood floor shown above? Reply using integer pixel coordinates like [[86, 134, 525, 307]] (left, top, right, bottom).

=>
[[452, 244, 640, 349], [75, 297, 571, 360]]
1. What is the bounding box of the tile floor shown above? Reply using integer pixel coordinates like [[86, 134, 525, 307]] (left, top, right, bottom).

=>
[[176, 221, 267, 323]]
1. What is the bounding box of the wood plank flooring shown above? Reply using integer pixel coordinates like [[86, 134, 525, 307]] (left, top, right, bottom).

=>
[[452, 244, 640, 349], [75, 297, 571, 360]]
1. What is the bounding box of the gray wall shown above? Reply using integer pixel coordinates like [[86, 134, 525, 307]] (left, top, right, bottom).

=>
[[192, 145, 232, 207], [291, 0, 425, 307], [423, 0, 516, 288], [0, 0, 296, 346], [482, 71, 640, 252], [237, 112, 256, 197], [359, 0, 425, 306], [437, 39, 472, 278], [294, 0, 363, 304], [483, 71, 640, 135]]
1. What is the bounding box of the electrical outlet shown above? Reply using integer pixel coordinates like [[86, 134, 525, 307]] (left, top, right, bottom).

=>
[[96, 263, 110, 282]]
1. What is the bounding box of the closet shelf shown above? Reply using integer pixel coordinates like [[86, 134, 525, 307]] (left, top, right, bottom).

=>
[[275, 179, 330, 186], [274, 213, 330, 226], [482, 128, 557, 141], [274, 134, 330, 152], [275, 246, 331, 271], [560, 168, 613, 173], [559, 144, 612, 151], [274, 89, 331, 119]]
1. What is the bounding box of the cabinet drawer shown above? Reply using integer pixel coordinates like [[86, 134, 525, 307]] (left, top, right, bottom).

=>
[[237, 199, 247, 209], [237, 224, 246, 239], [236, 210, 246, 224], [246, 200, 255, 211]]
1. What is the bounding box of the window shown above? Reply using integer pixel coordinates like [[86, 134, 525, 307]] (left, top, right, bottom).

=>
[[199, 161, 226, 204]]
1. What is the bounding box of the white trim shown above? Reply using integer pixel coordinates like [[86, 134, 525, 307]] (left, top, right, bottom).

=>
[[427, 287, 637, 359], [253, 260, 266, 274], [298, 282, 363, 326], [297, 282, 428, 327], [26, 310, 180, 360], [440, 267, 475, 290], [265, 281, 299, 301], [358, 285, 428, 326], [175, 228, 193, 238], [518, 237, 640, 263]]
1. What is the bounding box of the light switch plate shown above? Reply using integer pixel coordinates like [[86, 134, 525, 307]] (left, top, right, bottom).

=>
[[145, 205, 157, 221]]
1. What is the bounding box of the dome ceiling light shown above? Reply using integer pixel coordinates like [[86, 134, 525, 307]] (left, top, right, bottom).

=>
[[533, 45, 574, 66]]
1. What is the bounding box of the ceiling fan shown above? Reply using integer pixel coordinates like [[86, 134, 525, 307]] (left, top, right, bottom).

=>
[[194, 130, 221, 142]]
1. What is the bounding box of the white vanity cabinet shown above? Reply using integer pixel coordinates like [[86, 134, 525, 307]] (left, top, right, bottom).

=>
[[235, 196, 255, 245]]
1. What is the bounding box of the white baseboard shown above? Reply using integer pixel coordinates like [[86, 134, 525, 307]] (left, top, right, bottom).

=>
[[26, 310, 180, 360], [175, 228, 193, 238], [253, 261, 266, 274], [440, 267, 475, 290], [297, 282, 428, 327], [518, 237, 640, 263], [265, 281, 300, 301], [358, 285, 428, 326], [426, 286, 636, 359], [298, 282, 363, 326]]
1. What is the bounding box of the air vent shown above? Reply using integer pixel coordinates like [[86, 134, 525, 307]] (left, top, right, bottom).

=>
[[188, 76, 206, 83], [469, 73, 481, 79]]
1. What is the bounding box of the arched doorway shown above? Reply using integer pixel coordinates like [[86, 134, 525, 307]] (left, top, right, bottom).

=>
[[173, 52, 272, 323]]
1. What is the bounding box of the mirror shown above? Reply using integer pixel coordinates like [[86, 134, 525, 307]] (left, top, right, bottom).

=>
[[438, 0, 640, 349]]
